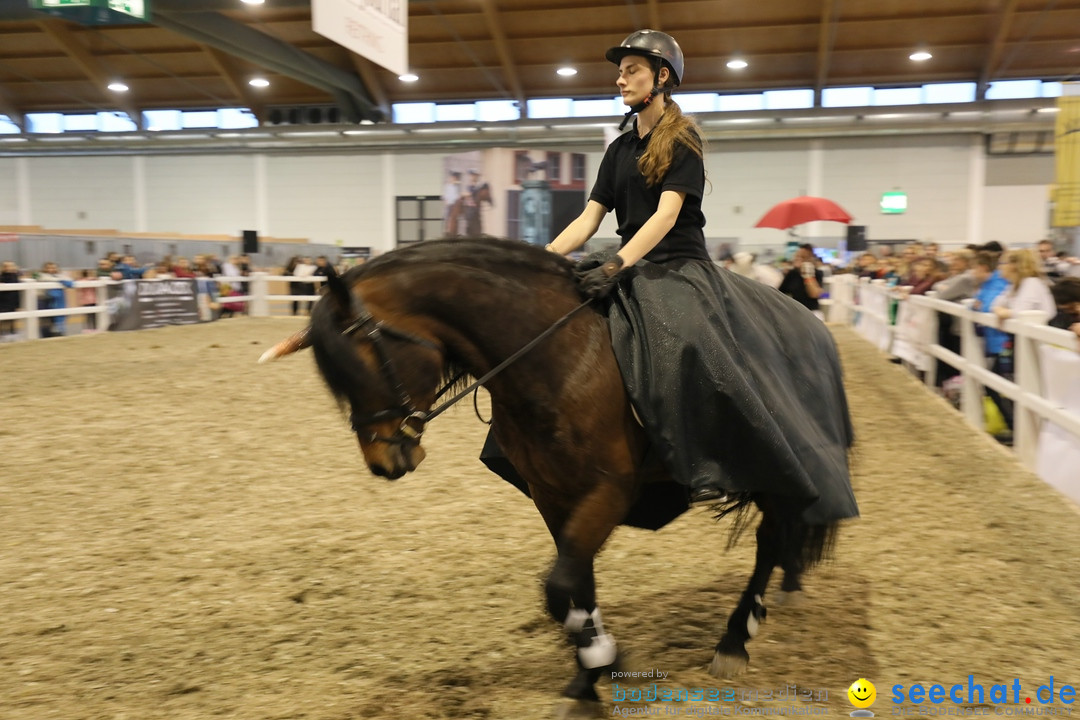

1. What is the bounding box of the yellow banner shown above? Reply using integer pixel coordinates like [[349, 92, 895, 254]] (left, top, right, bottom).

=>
[[1054, 95, 1080, 227]]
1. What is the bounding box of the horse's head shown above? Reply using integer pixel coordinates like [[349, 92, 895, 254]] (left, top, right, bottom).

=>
[[261, 265, 447, 480]]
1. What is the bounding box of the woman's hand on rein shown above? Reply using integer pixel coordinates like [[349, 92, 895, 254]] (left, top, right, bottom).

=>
[[575, 253, 625, 299]]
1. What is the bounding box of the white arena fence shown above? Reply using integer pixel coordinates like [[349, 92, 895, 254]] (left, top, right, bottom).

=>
[[0, 274, 325, 340], [6, 271, 1079, 503], [827, 273, 1080, 505]]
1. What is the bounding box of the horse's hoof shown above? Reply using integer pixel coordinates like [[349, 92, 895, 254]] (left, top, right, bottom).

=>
[[709, 650, 749, 679], [553, 698, 606, 719], [773, 590, 804, 608], [562, 670, 600, 702]]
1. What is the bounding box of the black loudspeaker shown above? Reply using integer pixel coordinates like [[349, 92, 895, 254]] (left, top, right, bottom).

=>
[[242, 230, 259, 254], [846, 225, 868, 252]]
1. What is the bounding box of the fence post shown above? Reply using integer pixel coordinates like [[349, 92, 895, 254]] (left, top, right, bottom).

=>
[[21, 283, 39, 340], [95, 280, 110, 331], [250, 272, 269, 318], [1013, 310, 1049, 470], [958, 298, 983, 430], [922, 293, 940, 390]]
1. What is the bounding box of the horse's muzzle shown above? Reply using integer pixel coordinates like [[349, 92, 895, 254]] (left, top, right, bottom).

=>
[[366, 442, 426, 480]]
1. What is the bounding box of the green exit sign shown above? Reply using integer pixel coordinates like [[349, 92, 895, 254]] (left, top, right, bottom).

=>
[[880, 191, 908, 215], [30, 0, 150, 24]]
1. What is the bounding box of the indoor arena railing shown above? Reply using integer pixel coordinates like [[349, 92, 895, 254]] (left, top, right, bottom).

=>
[[827, 273, 1080, 504]]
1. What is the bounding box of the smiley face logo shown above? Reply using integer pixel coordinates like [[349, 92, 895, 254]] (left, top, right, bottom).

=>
[[848, 678, 877, 709]]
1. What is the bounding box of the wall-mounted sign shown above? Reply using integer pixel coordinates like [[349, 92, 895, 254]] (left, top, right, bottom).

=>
[[312, 0, 408, 76], [30, 0, 150, 24], [880, 191, 908, 214]]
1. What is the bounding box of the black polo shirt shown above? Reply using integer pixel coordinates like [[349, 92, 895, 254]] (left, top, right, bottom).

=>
[[589, 122, 710, 264], [779, 266, 825, 311]]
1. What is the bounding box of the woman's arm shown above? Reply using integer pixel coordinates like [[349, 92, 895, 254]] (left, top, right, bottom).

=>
[[547, 200, 608, 254], [614, 190, 685, 266]]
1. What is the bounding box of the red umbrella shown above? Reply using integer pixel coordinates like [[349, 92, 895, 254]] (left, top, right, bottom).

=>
[[754, 196, 853, 230]]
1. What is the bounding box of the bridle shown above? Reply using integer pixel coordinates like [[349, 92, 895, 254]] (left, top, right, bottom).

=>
[[340, 287, 593, 447]]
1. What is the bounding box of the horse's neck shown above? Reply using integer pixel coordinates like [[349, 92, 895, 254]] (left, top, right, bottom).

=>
[[395, 265, 577, 378]]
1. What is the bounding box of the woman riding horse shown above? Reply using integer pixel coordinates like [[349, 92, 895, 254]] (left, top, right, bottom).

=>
[[261, 29, 858, 705]]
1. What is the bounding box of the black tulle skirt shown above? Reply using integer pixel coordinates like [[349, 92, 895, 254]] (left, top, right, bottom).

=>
[[604, 258, 858, 524], [482, 256, 859, 527]]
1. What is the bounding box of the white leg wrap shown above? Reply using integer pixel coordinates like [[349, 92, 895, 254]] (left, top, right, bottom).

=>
[[576, 608, 618, 670], [746, 594, 764, 638], [564, 608, 589, 633]]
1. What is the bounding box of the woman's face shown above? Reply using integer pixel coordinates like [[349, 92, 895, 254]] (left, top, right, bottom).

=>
[[999, 258, 1016, 281], [617, 55, 662, 107]]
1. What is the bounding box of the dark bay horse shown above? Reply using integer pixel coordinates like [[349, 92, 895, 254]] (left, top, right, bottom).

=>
[[261, 237, 841, 702]]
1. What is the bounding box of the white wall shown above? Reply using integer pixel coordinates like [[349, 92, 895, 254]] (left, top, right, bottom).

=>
[[0, 133, 1056, 258], [0, 158, 19, 225], [145, 155, 257, 236], [266, 154, 386, 245], [27, 156, 136, 231], [821, 135, 974, 246]]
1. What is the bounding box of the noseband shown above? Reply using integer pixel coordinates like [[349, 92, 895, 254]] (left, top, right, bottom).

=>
[[341, 293, 441, 447], [340, 286, 594, 447]]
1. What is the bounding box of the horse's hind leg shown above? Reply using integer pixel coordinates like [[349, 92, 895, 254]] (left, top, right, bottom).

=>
[[710, 511, 782, 679], [774, 522, 808, 607]]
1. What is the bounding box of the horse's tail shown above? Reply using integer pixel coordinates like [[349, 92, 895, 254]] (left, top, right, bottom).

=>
[[719, 496, 840, 571]]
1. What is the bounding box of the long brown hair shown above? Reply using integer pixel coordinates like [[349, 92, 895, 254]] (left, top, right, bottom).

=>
[[638, 84, 705, 187]]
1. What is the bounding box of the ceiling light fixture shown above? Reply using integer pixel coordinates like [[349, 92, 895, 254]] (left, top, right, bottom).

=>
[[249, 78, 270, 88], [240, 0, 265, 5], [726, 58, 748, 70], [556, 66, 578, 77], [909, 50, 933, 62], [399, 73, 419, 82], [107, 82, 129, 92]]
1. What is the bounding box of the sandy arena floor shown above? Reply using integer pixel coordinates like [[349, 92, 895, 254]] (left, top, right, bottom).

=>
[[2, 320, 1079, 720]]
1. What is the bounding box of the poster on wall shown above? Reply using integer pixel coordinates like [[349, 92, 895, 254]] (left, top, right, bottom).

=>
[[440, 149, 588, 246]]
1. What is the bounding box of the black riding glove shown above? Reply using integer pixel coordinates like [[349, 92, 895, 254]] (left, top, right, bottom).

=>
[[575, 253, 625, 299]]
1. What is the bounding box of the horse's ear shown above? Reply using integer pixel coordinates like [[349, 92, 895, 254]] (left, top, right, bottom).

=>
[[325, 264, 352, 313]]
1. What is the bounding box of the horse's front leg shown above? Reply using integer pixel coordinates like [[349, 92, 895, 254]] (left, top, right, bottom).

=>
[[534, 481, 631, 702]]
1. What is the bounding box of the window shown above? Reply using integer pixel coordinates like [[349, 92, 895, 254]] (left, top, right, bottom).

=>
[[718, 94, 764, 112], [218, 108, 258, 129], [677, 93, 719, 113], [396, 195, 444, 246], [476, 100, 519, 122], [822, 86, 873, 108], [986, 80, 1042, 100], [764, 89, 814, 110], [572, 98, 621, 117], [873, 87, 923, 106], [923, 82, 976, 104], [546, 152, 561, 183], [26, 113, 63, 133], [392, 103, 436, 123], [527, 97, 573, 119], [571, 154, 586, 182], [435, 103, 476, 122], [1042, 82, 1063, 98], [144, 110, 182, 131], [98, 112, 136, 132], [182, 111, 218, 129], [0, 116, 20, 134]]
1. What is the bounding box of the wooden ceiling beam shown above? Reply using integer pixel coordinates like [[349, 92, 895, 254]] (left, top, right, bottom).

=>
[[478, 0, 524, 108], [977, 0, 1021, 99], [0, 86, 26, 130], [35, 19, 143, 129], [814, 0, 839, 106], [202, 45, 265, 122], [646, 0, 662, 30], [348, 54, 390, 117]]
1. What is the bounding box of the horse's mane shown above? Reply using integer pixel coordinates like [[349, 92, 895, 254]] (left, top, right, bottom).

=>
[[311, 238, 582, 414], [342, 237, 577, 286]]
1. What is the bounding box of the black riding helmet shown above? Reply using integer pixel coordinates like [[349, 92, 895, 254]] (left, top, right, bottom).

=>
[[605, 29, 684, 86]]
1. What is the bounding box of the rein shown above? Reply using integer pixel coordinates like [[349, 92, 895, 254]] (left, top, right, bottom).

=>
[[342, 290, 593, 445]]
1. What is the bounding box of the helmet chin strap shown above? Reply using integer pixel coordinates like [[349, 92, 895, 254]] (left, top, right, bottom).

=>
[[618, 85, 661, 131]]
